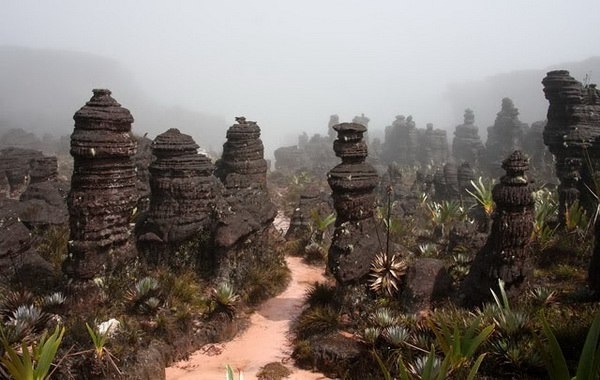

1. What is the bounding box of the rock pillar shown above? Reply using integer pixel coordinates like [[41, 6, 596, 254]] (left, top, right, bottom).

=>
[[462, 151, 534, 305], [327, 122, 380, 283], [64, 89, 138, 279]]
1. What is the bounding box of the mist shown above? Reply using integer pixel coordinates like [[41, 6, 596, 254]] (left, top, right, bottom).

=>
[[1, 0, 600, 157]]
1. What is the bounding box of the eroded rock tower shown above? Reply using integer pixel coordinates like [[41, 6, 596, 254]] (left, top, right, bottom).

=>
[[64, 89, 138, 279]]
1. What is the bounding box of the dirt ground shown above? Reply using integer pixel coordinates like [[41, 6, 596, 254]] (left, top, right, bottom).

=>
[[165, 215, 332, 380]]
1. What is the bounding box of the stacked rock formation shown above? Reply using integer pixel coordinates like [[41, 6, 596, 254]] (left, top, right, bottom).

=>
[[214, 118, 276, 248], [542, 70, 600, 293], [133, 134, 153, 213], [140, 128, 221, 244], [0, 199, 54, 287], [0, 171, 8, 198], [273, 145, 309, 172], [523, 120, 551, 174], [418, 123, 449, 166], [0, 147, 42, 198], [462, 151, 534, 305], [457, 162, 475, 200], [63, 89, 138, 280], [452, 109, 485, 166], [19, 155, 68, 227], [273, 116, 338, 175], [327, 122, 380, 283], [352, 113, 370, 127], [382, 115, 448, 167], [542, 70, 600, 219], [419, 123, 448, 165], [485, 98, 528, 176], [304, 134, 338, 177], [432, 168, 447, 202], [215, 117, 268, 190], [29, 156, 58, 183], [285, 187, 333, 241], [443, 162, 460, 200], [382, 115, 418, 165]]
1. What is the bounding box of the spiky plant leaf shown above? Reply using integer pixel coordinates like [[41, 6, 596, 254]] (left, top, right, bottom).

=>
[[0, 324, 64, 380], [539, 314, 571, 380], [575, 310, 600, 380], [466, 177, 495, 216], [369, 252, 408, 298]]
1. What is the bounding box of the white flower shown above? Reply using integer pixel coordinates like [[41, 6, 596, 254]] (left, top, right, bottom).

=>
[[97, 318, 120, 338]]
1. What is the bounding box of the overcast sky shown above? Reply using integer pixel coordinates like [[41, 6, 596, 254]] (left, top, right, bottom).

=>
[[2, 0, 600, 151]]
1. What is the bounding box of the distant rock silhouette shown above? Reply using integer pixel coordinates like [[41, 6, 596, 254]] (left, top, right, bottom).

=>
[[485, 98, 528, 176], [452, 109, 484, 166]]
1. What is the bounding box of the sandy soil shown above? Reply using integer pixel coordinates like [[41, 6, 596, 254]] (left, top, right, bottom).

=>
[[166, 214, 332, 380]]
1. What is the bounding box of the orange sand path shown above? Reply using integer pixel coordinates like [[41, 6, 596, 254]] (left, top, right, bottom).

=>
[[165, 215, 331, 380]]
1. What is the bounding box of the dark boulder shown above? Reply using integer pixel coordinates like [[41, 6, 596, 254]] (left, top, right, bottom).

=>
[[401, 258, 453, 314]]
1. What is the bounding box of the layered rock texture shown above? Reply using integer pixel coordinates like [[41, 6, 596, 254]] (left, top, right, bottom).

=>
[[274, 116, 338, 175], [140, 128, 221, 244], [541, 70, 600, 293], [19, 155, 68, 227], [382, 115, 419, 166], [214, 118, 276, 249], [457, 162, 475, 200], [0, 147, 41, 198], [133, 134, 153, 213], [0, 148, 67, 227], [63, 89, 138, 279], [443, 162, 459, 200], [452, 109, 485, 166], [418, 123, 449, 165], [542, 70, 600, 219], [285, 187, 333, 241], [327, 122, 380, 283], [0, 199, 54, 287], [485, 98, 528, 175], [382, 116, 447, 167], [462, 151, 534, 305], [273, 146, 308, 172], [431, 162, 466, 202], [215, 117, 268, 190]]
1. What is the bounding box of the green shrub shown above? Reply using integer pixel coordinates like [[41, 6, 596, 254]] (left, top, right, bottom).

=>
[[539, 310, 600, 380], [304, 282, 337, 308], [295, 306, 340, 339], [0, 324, 64, 380]]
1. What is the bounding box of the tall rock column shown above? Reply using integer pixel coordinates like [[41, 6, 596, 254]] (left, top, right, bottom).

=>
[[452, 109, 485, 166], [141, 128, 221, 244], [381, 115, 419, 165], [542, 70, 600, 220], [64, 89, 138, 279], [544, 71, 600, 294], [327, 122, 380, 283], [485, 98, 527, 176], [215, 117, 268, 190], [214, 117, 276, 248], [461, 151, 534, 305]]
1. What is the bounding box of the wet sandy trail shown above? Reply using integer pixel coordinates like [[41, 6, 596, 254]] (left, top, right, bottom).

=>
[[166, 215, 331, 380]]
